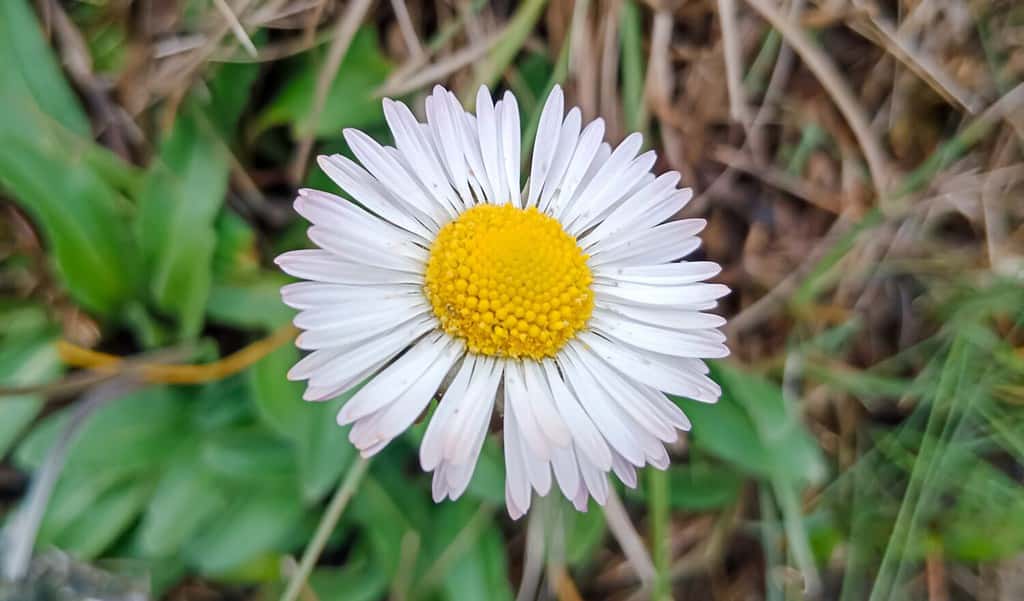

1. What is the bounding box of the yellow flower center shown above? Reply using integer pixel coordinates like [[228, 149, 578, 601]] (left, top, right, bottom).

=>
[[424, 204, 594, 359]]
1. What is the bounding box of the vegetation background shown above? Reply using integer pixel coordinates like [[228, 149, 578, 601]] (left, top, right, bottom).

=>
[[1, 0, 1023, 599]]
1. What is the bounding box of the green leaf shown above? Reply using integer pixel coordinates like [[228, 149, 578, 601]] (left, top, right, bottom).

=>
[[944, 462, 1024, 561], [565, 504, 606, 566], [679, 363, 825, 486], [296, 394, 358, 503], [306, 557, 388, 601], [0, 130, 140, 315], [248, 347, 358, 502], [257, 28, 391, 137], [0, 0, 90, 136], [199, 426, 298, 486], [55, 478, 153, 560], [665, 463, 744, 510], [138, 450, 228, 557], [440, 523, 513, 601], [16, 386, 187, 472], [351, 467, 430, 578], [206, 273, 294, 331], [137, 109, 230, 337], [185, 488, 306, 575], [0, 338, 60, 457]]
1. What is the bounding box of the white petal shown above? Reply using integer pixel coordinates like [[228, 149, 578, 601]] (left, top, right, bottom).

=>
[[305, 316, 435, 391], [594, 301, 726, 331], [343, 128, 448, 227], [307, 226, 425, 273], [538, 360, 613, 471], [590, 312, 729, 358], [275, 250, 422, 285], [570, 343, 677, 443], [590, 218, 707, 261], [595, 262, 722, 286], [519, 361, 572, 449], [317, 154, 434, 240], [504, 364, 551, 460], [526, 85, 564, 208], [442, 357, 502, 465], [500, 91, 522, 206], [382, 98, 461, 217], [294, 189, 424, 254], [475, 86, 508, 204], [281, 281, 421, 311], [576, 331, 722, 402], [349, 343, 461, 454], [576, 450, 609, 505], [503, 399, 532, 513], [338, 333, 459, 425], [537, 108, 582, 213], [420, 354, 474, 470], [558, 350, 646, 467], [566, 150, 658, 236], [425, 86, 473, 207], [611, 452, 638, 488], [295, 303, 430, 350], [547, 118, 605, 219], [561, 132, 643, 228], [550, 444, 581, 501], [592, 281, 730, 309], [579, 173, 682, 248]]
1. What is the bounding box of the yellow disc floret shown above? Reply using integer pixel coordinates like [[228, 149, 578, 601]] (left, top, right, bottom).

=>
[[424, 204, 594, 359]]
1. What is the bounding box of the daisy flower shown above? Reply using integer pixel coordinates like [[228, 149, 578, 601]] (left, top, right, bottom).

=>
[[276, 85, 729, 519]]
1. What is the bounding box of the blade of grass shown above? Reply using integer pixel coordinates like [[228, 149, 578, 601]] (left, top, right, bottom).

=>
[[620, 0, 647, 135], [648, 468, 671, 601], [279, 457, 370, 601], [460, 0, 550, 106]]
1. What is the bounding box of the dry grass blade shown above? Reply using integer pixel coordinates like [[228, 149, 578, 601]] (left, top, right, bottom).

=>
[[213, 0, 259, 57], [604, 488, 656, 590], [741, 0, 892, 196], [851, 15, 981, 114], [289, 0, 375, 183], [376, 31, 501, 97], [390, 0, 425, 60], [717, 0, 751, 125]]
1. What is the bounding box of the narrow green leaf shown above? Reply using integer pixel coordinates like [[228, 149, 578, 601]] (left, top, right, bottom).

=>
[[0, 338, 60, 457], [137, 110, 230, 337], [257, 28, 391, 137]]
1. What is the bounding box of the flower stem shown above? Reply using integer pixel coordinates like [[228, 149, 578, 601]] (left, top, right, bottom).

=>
[[279, 457, 370, 601]]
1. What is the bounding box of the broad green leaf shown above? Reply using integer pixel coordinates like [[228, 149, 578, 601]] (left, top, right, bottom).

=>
[[205, 60, 260, 137], [250, 344, 308, 440], [0, 130, 140, 315], [185, 488, 306, 575], [206, 274, 294, 331], [16, 386, 188, 475], [137, 109, 229, 337], [249, 345, 357, 502], [441, 520, 513, 601], [211, 211, 260, 280], [0, 0, 89, 135], [55, 478, 153, 560], [296, 394, 357, 503], [351, 468, 430, 578], [138, 451, 228, 557], [666, 463, 743, 510], [199, 426, 298, 486], [680, 363, 825, 486], [0, 338, 60, 457], [306, 557, 388, 601], [257, 28, 391, 137]]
